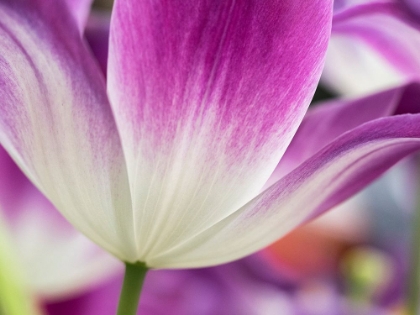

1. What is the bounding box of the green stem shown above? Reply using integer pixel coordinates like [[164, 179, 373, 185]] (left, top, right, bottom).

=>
[[407, 166, 420, 315], [117, 262, 148, 315]]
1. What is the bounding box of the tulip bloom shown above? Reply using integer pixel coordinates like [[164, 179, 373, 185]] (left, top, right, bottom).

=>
[[44, 80, 420, 314], [0, 0, 331, 268], [2, 0, 420, 279], [323, 0, 420, 95]]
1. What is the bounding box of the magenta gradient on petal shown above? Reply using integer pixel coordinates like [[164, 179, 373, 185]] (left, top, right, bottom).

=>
[[107, 0, 333, 260], [272, 83, 420, 181], [5, 0, 420, 282], [109, 0, 331, 160], [143, 82, 420, 267]]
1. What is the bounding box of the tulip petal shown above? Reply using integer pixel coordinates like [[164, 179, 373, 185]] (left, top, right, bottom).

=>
[[65, 0, 93, 31], [404, 0, 420, 17], [0, 1, 134, 260], [148, 114, 420, 267], [322, 34, 405, 95], [270, 82, 420, 184], [0, 147, 121, 299], [108, 0, 332, 259], [324, 1, 420, 95]]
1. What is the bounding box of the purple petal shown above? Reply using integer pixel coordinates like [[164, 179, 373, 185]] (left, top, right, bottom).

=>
[[108, 0, 333, 259], [65, 0, 93, 31], [0, 1, 135, 260], [404, 0, 420, 18], [270, 82, 420, 184], [0, 144, 31, 222], [324, 1, 420, 95], [147, 114, 420, 267]]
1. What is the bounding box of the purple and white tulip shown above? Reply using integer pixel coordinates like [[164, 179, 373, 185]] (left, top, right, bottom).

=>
[[1, 0, 420, 272]]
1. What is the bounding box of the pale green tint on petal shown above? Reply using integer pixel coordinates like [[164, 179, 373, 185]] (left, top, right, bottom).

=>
[[0, 214, 42, 315]]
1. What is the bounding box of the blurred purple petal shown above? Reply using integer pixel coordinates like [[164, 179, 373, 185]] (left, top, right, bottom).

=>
[[404, 0, 420, 17], [323, 0, 420, 95], [271, 82, 420, 182], [46, 256, 297, 315], [65, 0, 93, 31]]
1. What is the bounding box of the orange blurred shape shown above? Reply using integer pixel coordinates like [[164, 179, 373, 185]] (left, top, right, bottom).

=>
[[263, 198, 370, 278]]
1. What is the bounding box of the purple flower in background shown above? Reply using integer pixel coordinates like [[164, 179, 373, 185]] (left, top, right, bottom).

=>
[[323, 0, 420, 95], [2, 0, 420, 272], [46, 255, 299, 315], [44, 254, 393, 315]]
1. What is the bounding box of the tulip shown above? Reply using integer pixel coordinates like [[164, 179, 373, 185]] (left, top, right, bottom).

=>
[[43, 80, 420, 314], [0, 0, 333, 268], [4, 0, 420, 312]]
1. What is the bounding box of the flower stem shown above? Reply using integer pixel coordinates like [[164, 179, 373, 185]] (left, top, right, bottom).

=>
[[407, 165, 420, 315], [117, 262, 148, 315]]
